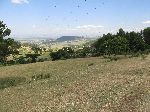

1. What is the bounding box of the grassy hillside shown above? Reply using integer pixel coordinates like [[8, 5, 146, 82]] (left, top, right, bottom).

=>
[[0, 56, 150, 112]]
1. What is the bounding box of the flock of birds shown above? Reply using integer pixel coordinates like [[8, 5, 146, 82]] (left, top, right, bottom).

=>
[[44, 0, 105, 31], [52, 0, 105, 14], [44, 0, 105, 20]]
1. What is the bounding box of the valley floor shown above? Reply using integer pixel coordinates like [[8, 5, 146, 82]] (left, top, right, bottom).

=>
[[0, 56, 150, 112]]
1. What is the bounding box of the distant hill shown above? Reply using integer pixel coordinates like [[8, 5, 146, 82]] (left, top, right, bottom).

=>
[[56, 36, 83, 42]]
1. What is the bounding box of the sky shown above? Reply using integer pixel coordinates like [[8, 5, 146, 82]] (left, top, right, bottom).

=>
[[0, 0, 150, 38]]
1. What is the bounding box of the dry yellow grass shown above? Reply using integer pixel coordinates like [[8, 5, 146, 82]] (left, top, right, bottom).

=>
[[0, 56, 150, 112]]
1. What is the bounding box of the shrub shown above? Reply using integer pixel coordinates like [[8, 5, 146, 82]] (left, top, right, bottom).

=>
[[50, 52, 61, 61], [140, 54, 147, 60], [16, 56, 28, 64], [50, 47, 74, 61], [74, 49, 86, 58], [110, 56, 119, 61], [36, 57, 46, 62], [0, 77, 26, 90], [31, 73, 51, 81], [87, 63, 94, 66], [6, 60, 16, 65], [25, 54, 41, 63], [103, 55, 120, 61]]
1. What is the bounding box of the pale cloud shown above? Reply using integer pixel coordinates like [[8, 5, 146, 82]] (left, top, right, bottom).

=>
[[76, 25, 104, 29], [32, 24, 37, 29], [11, 0, 29, 4], [142, 20, 150, 24]]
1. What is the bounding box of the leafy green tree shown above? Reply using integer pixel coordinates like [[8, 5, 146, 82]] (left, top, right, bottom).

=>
[[117, 28, 126, 37], [103, 36, 129, 55], [92, 34, 114, 55], [50, 52, 61, 61], [143, 27, 150, 45], [31, 44, 40, 54], [92, 28, 148, 56], [50, 47, 74, 61], [75, 49, 87, 58], [0, 21, 11, 41], [126, 31, 146, 52], [57, 47, 74, 59], [25, 54, 41, 63], [0, 21, 20, 63]]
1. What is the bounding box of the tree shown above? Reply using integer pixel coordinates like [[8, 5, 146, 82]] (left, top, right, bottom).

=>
[[92, 33, 114, 55], [92, 28, 148, 56], [0, 21, 20, 63], [143, 27, 150, 45], [117, 28, 126, 37], [30, 44, 43, 54], [25, 54, 41, 63], [50, 52, 61, 61], [43, 48, 47, 52], [103, 36, 129, 55], [126, 31, 146, 52], [0, 21, 11, 41], [50, 47, 74, 61]]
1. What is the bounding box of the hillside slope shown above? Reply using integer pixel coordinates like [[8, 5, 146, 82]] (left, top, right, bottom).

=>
[[0, 56, 150, 112], [56, 36, 83, 42]]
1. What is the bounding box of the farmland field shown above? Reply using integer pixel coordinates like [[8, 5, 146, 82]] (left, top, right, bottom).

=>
[[0, 56, 150, 112]]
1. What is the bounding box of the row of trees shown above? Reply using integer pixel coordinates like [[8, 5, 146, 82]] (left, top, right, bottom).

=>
[[50, 46, 94, 61], [50, 28, 150, 60], [92, 28, 150, 56]]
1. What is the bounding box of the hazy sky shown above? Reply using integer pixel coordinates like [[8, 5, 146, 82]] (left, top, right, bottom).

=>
[[0, 0, 150, 38]]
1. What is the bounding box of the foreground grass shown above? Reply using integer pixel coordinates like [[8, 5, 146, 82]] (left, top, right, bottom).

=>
[[0, 56, 150, 112]]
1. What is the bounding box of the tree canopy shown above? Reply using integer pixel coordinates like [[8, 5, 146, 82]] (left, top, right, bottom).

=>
[[143, 27, 150, 45], [92, 28, 148, 56], [0, 21, 21, 63]]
